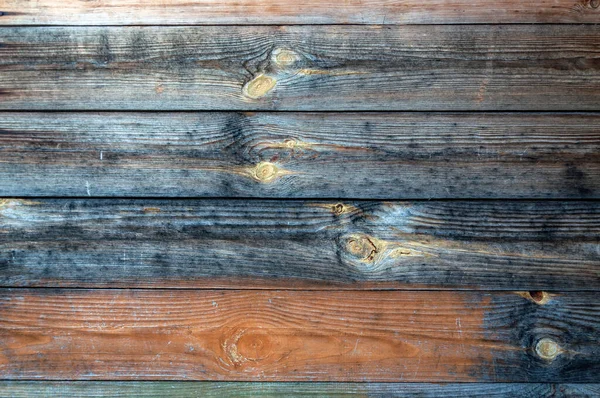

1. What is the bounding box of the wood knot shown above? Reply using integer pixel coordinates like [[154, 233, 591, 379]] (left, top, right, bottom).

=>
[[528, 291, 550, 305], [222, 328, 273, 367], [517, 291, 551, 305], [535, 338, 561, 361], [332, 203, 346, 215], [284, 139, 298, 149], [242, 74, 276, 99], [251, 162, 279, 183], [345, 234, 380, 263], [272, 48, 300, 68], [590, 0, 600, 8]]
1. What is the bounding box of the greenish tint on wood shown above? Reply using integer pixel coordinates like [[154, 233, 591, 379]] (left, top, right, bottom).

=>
[[1, 382, 599, 397]]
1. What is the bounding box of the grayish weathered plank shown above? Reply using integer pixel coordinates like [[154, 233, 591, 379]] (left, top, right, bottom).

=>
[[1, 112, 599, 199], [1, 26, 599, 111], [1, 199, 598, 289]]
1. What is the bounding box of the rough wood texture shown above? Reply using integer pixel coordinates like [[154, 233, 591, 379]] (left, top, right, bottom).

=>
[[2, 199, 598, 290], [1, 112, 599, 199], [1, 0, 600, 25], [0, 289, 598, 381], [1, 382, 599, 398], [1, 26, 599, 111]]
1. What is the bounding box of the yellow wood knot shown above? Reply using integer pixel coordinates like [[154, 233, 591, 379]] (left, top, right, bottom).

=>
[[273, 49, 300, 67], [251, 162, 279, 183], [332, 203, 346, 215], [242, 74, 277, 99], [284, 139, 298, 149], [517, 291, 551, 305], [346, 234, 380, 263], [528, 291, 550, 305], [535, 338, 561, 361]]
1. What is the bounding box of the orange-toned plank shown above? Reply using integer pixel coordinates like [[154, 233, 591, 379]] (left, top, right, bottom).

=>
[[1, 0, 599, 25], [0, 289, 597, 381]]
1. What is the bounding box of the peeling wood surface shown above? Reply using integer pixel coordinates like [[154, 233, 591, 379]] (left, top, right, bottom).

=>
[[1, 112, 599, 199], [1, 199, 598, 290], [1, 382, 599, 397], [1, 26, 600, 111], [0, 289, 598, 382], [2, 0, 600, 25]]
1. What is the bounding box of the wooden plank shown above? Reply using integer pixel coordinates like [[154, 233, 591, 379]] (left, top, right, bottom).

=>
[[0, 289, 597, 381], [1, 112, 599, 199], [2, 0, 600, 25], [1, 199, 598, 290], [1, 382, 599, 398], [1, 26, 599, 111]]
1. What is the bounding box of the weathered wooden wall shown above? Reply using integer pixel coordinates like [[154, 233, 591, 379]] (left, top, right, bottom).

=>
[[0, 0, 598, 396]]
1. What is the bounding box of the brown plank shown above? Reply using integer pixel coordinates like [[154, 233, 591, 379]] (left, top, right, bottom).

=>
[[1, 26, 599, 111], [1, 112, 599, 199], [1, 199, 599, 290], [0, 289, 597, 381], [1, 0, 600, 25], [2, 381, 600, 398]]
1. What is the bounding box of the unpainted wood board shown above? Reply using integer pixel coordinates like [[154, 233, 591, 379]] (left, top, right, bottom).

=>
[[1, 26, 599, 111], [1, 199, 599, 290], [1, 381, 599, 397], [1, 0, 600, 25], [0, 289, 598, 381], [1, 112, 599, 199]]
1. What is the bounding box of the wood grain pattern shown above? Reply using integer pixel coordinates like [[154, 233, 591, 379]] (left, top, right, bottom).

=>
[[1, 0, 600, 25], [0, 289, 598, 381], [2, 381, 599, 397], [2, 199, 598, 290], [1, 26, 600, 111], [1, 112, 599, 199]]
